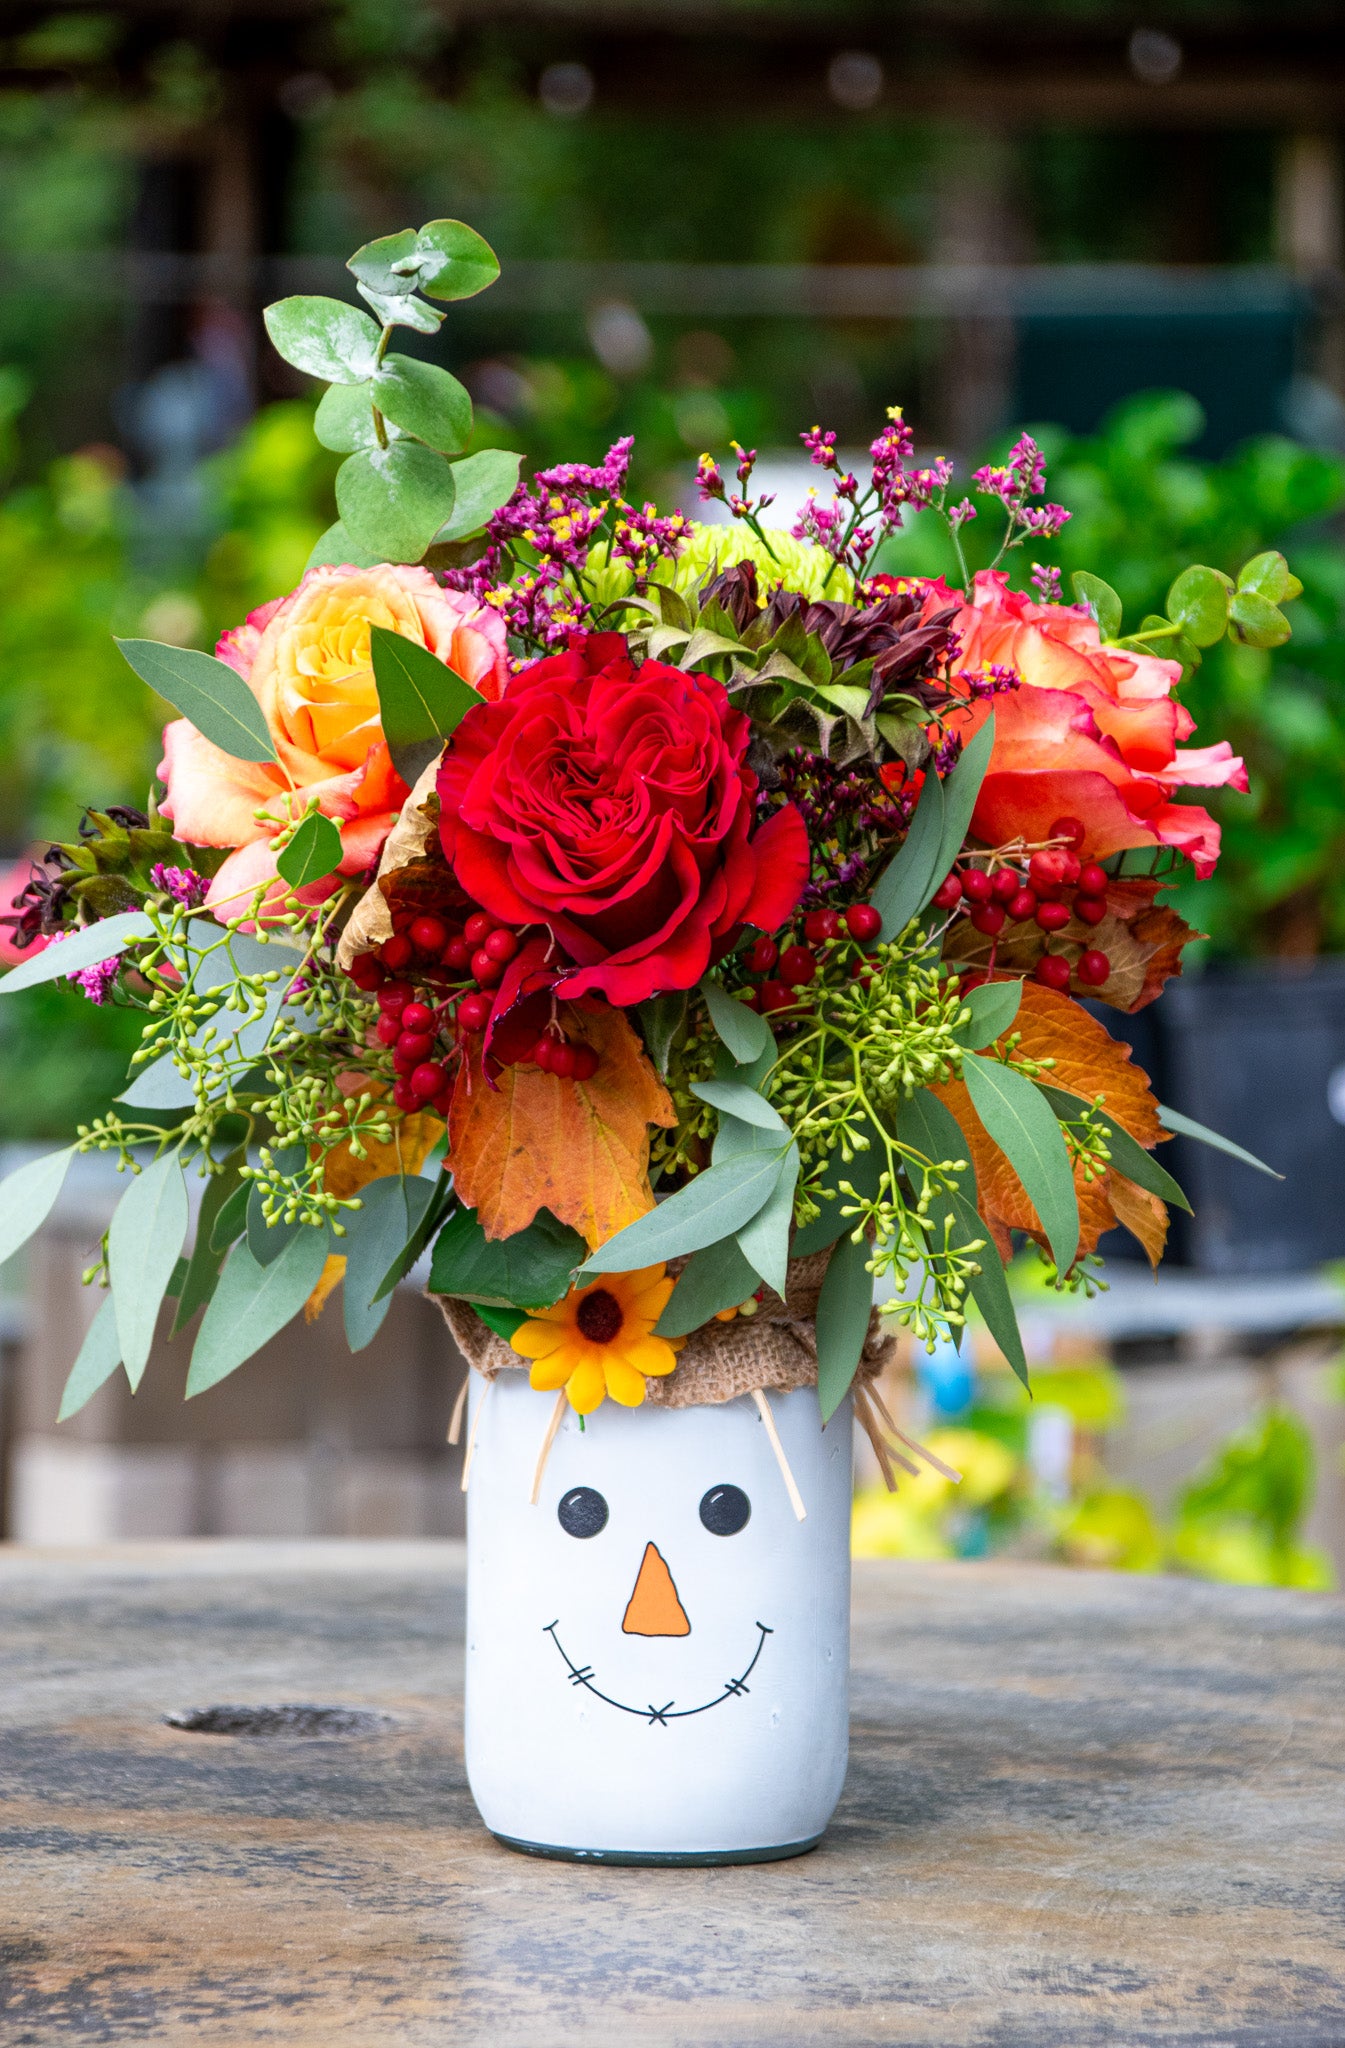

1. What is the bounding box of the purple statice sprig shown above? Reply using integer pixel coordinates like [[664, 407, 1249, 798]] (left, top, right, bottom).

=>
[[45, 927, 121, 1005], [971, 433, 1071, 563], [768, 750, 915, 908], [150, 863, 207, 909], [441, 435, 680, 652], [697, 443, 780, 563]]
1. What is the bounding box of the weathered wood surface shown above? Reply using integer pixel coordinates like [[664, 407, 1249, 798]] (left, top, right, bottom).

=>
[[0, 1544, 1340, 2046]]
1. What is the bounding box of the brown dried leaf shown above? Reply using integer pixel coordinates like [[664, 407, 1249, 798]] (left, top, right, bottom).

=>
[[336, 759, 441, 970], [1109, 1172, 1169, 1268], [944, 876, 1198, 1012], [449, 1003, 676, 1248]]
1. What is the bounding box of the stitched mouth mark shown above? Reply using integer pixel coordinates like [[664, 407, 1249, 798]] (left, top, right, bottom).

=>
[[543, 1620, 772, 1726]]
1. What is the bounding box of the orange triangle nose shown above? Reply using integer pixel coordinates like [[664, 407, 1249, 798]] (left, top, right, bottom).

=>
[[621, 1541, 691, 1637]]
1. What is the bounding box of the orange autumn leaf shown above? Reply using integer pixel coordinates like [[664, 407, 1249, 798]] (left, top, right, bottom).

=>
[[933, 979, 1171, 1264], [944, 876, 1197, 1012], [449, 1003, 675, 1248]]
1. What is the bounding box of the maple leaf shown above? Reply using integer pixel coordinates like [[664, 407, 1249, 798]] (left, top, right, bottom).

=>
[[933, 980, 1171, 1264], [448, 1002, 675, 1248], [944, 876, 1198, 1012]]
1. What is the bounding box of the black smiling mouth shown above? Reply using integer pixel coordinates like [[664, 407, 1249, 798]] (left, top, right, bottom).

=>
[[543, 1620, 773, 1726]]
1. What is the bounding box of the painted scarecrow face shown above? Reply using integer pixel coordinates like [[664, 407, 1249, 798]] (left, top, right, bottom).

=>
[[464, 1374, 853, 1853]]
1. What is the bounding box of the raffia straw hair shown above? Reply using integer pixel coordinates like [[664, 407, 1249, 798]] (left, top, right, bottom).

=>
[[460, 1375, 492, 1492], [751, 1387, 807, 1521], [447, 1372, 470, 1447], [865, 1380, 963, 1483], [853, 1381, 901, 1493], [530, 1390, 569, 1506]]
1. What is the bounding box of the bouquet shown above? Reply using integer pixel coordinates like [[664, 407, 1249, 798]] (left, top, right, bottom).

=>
[[0, 220, 1291, 1441]]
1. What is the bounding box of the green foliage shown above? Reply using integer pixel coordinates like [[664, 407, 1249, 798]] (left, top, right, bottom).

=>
[[265, 222, 518, 564], [1170, 1409, 1333, 1589], [428, 1204, 585, 1310], [368, 623, 483, 785], [114, 640, 278, 765]]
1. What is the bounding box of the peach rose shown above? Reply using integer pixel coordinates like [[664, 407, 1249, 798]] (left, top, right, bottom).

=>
[[158, 563, 509, 918], [937, 571, 1247, 878]]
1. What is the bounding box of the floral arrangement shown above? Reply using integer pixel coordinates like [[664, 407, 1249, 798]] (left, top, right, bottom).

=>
[[0, 221, 1290, 1435]]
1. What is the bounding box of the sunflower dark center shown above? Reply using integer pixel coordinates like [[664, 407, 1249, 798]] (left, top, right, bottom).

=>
[[576, 1288, 624, 1344]]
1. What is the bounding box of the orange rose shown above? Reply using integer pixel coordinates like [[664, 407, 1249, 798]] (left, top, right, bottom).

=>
[[936, 572, 1247, 877], [157, 563, 509, 917]]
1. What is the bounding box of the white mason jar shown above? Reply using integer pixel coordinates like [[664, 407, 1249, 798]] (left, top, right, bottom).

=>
[[463, 1371, 853, 1864]]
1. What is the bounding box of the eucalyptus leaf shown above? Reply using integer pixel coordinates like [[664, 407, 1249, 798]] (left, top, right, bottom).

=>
[[246, 1184, 305, 1268], [961, 1055, 1079, 1274], [933, 713, 996, 892], [372, 356, 472, 454], [108, 1152, 190, 1389], [579, 1148, 788, 1275], [115, 640, 278, 765], [414, 219, 501, 301], [1070, 571, 1122, 640], [340, 1173, 440, 1348], [369, 624, 482, 786], [896, 1086, 1027, 1388], [171, 1147, 248, 1335], [655, 1236, 762, 1338], [870, 765, 945, 943], [1, 911, 154, 995], [1036, 1084, 1192, 1213], [263, 296, 381, 383], [313, 382, 388, 454], [638, 992, 686, 1077], [57, 1294, 123, 1422], [789, 1117, 884, 1256], [346, 227, 419, 294], [1156, 1104, 1282, 1179], [815, 1227, 873, 1423], [952, 976, 1022, 1051], [276, 811, 344, 889], [0, 1145, 74, 1267], [690, 1077, 787, 1133], [735, 1139, 800, 1298], [428, 1204, 584, 1309], [305, 520, 382, 572], [209, 1179, 250, 1253], [357, 286, 444, 334], [186, 1227, 331, 1397], [369, 1174, 451, 1302], [430, 449, 524, 544], [700, 976, 773, 1066], [335, 441, 458, 563]]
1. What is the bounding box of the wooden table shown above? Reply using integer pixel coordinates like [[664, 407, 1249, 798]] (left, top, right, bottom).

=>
[[0, 1544, 1340, 2045]]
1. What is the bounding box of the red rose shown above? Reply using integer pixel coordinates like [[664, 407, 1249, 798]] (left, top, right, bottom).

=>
[[437, 634, 808, 1005]]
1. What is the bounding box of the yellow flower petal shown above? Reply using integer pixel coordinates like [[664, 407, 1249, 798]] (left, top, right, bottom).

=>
[[604, 1358, 649, 1407], [566, 1358, 608, 1414], [511, 1321, 567, 1361], [617, 1334, 682, 1380], [529, 1354, 574, 1393]]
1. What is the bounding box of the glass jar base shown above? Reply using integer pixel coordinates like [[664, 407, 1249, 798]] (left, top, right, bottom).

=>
[[491, 1830, 824, 1867]]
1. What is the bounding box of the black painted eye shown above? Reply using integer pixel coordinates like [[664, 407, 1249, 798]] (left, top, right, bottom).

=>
[[699, 1484, 751, 1536], [557, 1486, 609, 1538]]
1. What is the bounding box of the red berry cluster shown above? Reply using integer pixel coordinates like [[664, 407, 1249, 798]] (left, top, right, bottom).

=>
[[742, 902, 884, 1013], [929, 815, 1113, 993], [346, 908, 602, 1107]]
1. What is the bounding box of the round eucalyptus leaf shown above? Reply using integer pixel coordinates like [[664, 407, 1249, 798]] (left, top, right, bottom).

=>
[[263, 297, 381, 385], [1165, 565, 1232, 648], [372, 356, 472, 454], [335, 442, 458, 564], [413, 219, 501, 302]]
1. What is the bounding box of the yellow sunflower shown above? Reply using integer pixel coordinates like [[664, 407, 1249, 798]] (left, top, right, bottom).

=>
[[510, 1265, 684, 1414]]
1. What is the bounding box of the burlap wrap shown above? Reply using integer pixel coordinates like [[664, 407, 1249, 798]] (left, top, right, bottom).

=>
[[432, 1251, 894, 1408]]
